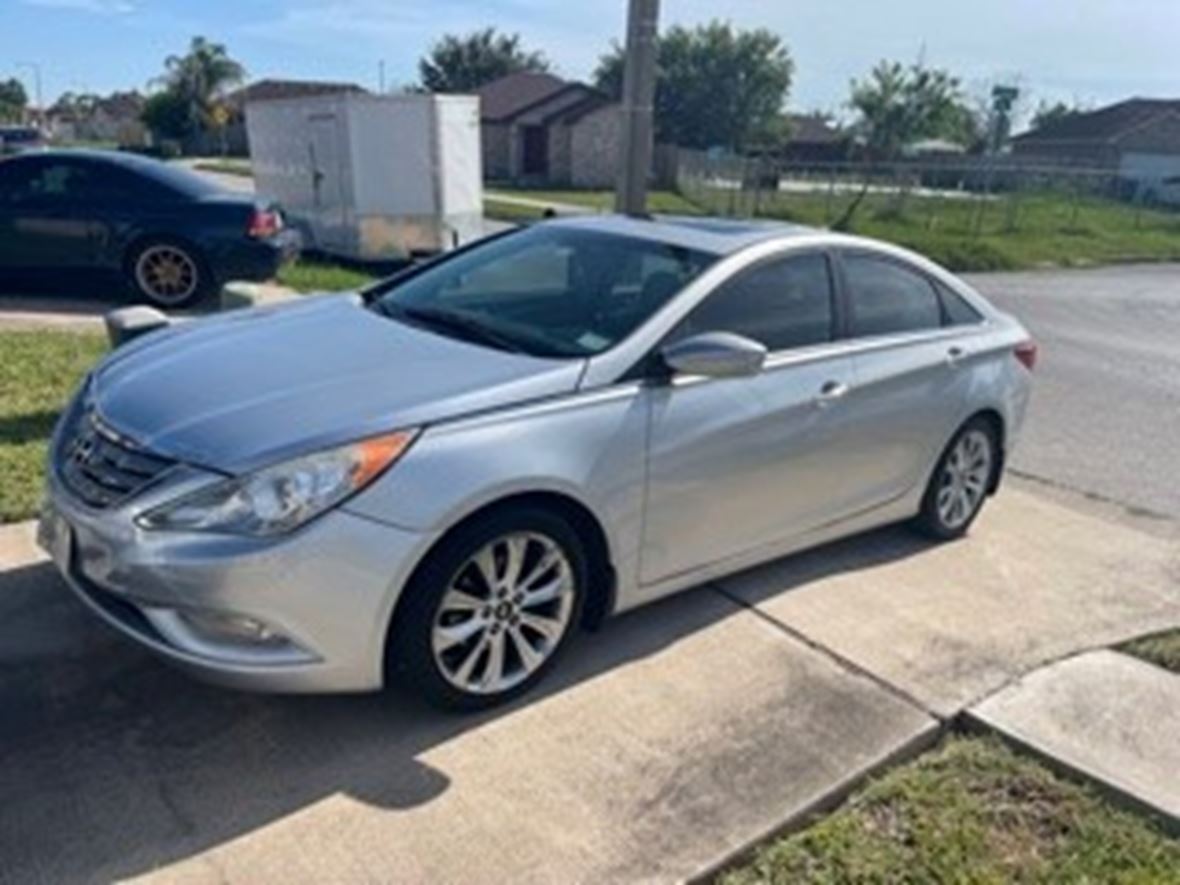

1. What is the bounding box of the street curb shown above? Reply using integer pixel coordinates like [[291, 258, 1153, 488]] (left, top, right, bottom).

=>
[[689, 716, 945, 883], [220, 281, 300, 311], [0, 520, 45, 571], [961, 701, 1180, 837]]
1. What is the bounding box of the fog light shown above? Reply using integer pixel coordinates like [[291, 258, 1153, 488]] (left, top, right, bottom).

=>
[[181, 610, 288, 647]]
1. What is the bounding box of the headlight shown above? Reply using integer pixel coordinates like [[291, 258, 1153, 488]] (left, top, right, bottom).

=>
[[137, 430, 417, 536]]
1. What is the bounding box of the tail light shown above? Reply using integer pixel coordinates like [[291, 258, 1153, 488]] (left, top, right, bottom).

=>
[[1014, 339, 1038, 371], [247, 207, 283, 239]]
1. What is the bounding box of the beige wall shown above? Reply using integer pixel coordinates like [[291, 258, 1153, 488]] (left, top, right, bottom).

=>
[[569, 105, 622, 188]]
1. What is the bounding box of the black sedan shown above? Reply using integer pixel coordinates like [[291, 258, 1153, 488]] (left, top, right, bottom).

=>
[[0, 150, 298, 308]]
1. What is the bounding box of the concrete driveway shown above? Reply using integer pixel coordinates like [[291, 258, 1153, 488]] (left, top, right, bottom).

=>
[[2, 479, 1177, 884]]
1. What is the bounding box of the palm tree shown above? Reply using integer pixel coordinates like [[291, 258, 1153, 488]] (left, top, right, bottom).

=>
[[157, 37, 245, 132]]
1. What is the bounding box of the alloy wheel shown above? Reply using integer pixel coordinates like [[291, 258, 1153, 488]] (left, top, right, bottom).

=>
[[431, 531, 576, 696], [135, 244, 199, 306], [936, 429, 992, 530]]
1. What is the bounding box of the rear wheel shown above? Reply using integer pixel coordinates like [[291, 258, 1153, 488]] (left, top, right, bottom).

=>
[[127, 239, 211, 309], [388, 506, 587, 711], [913, 417, 998, 540]]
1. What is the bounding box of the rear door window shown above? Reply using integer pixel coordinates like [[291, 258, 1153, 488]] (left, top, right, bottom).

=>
[[843, 253, 943, 337]]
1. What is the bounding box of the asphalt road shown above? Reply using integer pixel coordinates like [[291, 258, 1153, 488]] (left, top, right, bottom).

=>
[[968, 264, 1180, 521]]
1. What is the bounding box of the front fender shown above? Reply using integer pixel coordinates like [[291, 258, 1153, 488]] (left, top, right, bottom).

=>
[[343, 385, 649, 584]]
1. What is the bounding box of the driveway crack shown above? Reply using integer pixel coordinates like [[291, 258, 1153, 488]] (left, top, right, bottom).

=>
[[706, 581, 942, 721]]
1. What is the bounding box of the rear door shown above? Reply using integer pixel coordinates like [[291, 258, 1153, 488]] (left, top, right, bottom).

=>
[[639, 250, 861, 584], [835, 250, 987, 509]]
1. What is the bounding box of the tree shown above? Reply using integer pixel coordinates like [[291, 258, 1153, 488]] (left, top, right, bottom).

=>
[[848, 61, 971, 158], [594, 21, 793, 151], [141, 90, 196, 142], [152, 36, 246, 134], [1031, 100, 1080, 132], [418, 28, 549, 93], [0, 78, 29, 123]]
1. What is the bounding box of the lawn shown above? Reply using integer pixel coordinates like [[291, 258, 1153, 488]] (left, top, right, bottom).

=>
[[486, 188, 702, 216], [0, 330, 107, 524], [1119, 629, 1180, 674], [489, 186, 1180, 272], [721, 736, 1180, 884], [276, 259, 377, 293], [192, 158, 254, 178]]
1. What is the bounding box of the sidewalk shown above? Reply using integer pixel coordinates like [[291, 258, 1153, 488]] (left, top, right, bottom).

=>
[[1, 481, 1177, 882], [969, 649, 1180, 826]]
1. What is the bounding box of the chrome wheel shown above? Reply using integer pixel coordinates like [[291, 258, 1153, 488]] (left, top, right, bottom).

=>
[[936, 429, 992, 530], [134, 244, 199, 305], [431, 531, 576, 696]]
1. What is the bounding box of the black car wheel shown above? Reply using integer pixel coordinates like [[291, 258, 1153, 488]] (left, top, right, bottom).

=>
[[388, 505, 588, 711], [127, 239, 211, 309]]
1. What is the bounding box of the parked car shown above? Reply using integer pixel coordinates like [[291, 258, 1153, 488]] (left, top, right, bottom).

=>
[[39, 216, 1035, 709], [0, 125, 47, 155], [0, 149, 298, 307]]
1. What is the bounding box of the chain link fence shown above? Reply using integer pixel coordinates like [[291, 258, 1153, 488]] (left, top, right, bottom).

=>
[[672, 149, 1180, 256]]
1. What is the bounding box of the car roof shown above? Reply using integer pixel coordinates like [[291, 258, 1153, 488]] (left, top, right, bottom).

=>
[[547, 213, 820, 256], [8, 148, 225, 198]]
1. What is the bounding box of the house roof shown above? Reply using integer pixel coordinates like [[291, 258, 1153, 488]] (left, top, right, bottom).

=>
[[226, 79, 367, 109], [786, 113, 845, 145], [475, 72, 574, 122], [1013, 98, 1180, 144]]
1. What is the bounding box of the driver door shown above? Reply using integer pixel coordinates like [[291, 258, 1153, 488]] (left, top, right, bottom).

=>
[[639, 251, 860, 585]]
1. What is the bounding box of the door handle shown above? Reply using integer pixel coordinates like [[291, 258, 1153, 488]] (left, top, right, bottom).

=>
[[946, 346, 967, 367], [814, 380, 849, 407]]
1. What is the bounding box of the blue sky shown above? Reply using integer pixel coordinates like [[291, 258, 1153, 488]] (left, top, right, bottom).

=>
[[3, 0, 1179, 120]]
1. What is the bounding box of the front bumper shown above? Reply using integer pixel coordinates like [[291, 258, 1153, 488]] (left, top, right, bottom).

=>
[[39, 465, 433, 693]]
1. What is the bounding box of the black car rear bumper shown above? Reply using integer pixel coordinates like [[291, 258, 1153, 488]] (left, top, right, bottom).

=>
[[214, 229, 301, 283]]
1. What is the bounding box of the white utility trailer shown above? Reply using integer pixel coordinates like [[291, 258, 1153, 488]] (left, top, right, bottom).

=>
[[245, 92, 483, 260]]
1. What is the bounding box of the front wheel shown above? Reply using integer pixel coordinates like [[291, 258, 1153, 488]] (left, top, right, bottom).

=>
[[913, 418, 998, 540], [388, 506, 587, 711]]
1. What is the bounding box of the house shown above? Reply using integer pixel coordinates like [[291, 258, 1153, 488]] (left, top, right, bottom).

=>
[[223, 78, 368, 112], [1011, 98, 1180, 201], [46, 91, 147, 146], [476, 71, 624, 187], [779, 113, 850, 163]]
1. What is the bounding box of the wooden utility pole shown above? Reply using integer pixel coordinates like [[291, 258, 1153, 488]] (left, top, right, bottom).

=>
[[614, 0, 660, 216]]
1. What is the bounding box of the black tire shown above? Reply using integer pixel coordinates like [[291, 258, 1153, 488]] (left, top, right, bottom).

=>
[[387, 505, 588, 711], [912, 416, 999, 540], [125, 238, 213, 309]]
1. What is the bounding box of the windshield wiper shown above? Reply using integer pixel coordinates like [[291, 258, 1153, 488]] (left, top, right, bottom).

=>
[[395, 305, 527, 354]]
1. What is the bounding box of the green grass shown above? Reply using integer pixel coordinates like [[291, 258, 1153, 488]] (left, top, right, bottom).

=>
[[1119, 629, 1180, 674], [484, 196, 549, 223], [490, 186, 1180, 272], [276, 259, 376, 293], [192, 159, 254, 178], [721, 736, 1180, 885], [486, 188, 704, 216], [0, 330, 107, 524]]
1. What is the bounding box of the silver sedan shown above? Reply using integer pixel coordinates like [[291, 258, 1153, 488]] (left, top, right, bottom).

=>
[[39, 216, 1035, 709]]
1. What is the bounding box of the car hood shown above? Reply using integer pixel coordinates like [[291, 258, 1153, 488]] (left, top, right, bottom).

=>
[[93, 295, 585, 474]]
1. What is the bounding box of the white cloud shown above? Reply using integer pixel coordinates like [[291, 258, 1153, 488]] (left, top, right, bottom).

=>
[[20, 0, 136, 13]]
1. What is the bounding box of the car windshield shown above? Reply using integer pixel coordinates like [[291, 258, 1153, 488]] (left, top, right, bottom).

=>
[[370, 225, 717, 358]]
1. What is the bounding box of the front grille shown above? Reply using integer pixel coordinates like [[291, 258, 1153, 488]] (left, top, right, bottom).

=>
[[56, 407, 176, 508]]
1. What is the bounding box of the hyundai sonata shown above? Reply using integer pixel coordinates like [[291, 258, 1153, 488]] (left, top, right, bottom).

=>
[[39, 215, 1035, 709]]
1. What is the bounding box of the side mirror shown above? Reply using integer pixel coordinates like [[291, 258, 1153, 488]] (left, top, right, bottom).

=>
[[660, 331, 767, 379]]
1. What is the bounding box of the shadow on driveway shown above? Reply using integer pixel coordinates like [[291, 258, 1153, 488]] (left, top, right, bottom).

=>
[[0, 524, 935, 882]]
